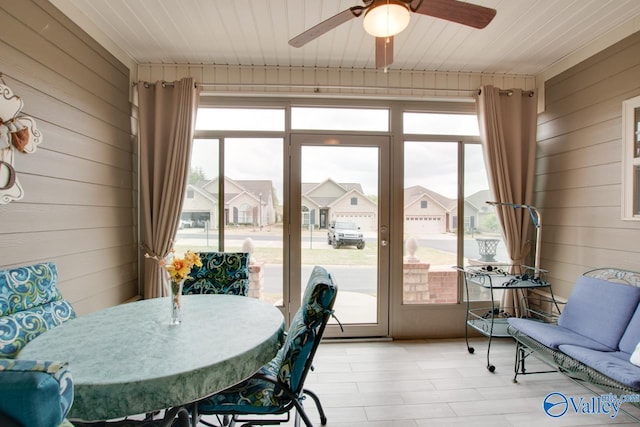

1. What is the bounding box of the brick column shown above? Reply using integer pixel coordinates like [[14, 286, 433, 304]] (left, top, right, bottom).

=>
[[248, 262, 264, 300], [403, 263, 458, 304], [426, 267, 458, 304], [403, 261, 430, 304]]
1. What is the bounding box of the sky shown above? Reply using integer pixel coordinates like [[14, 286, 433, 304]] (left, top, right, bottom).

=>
[[190, 108, 489, 201]]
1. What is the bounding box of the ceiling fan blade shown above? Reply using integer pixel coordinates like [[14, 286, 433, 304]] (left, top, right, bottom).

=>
[[412, 0, 496, 29], [289, 8, 360, 48], [375, 36, 394, 69]]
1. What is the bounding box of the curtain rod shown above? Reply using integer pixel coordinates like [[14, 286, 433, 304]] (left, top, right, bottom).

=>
[[134, 80, 478, 93], [134, 81, 534, 97], [477, 88, 535, 97]]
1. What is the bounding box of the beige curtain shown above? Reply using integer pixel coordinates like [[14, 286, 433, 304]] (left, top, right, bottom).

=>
[[138, 77, 200, 298], [475, 85, 538, 316]]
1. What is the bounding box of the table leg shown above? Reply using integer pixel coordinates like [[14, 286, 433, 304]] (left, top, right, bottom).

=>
[[72, 406, 191, 427]]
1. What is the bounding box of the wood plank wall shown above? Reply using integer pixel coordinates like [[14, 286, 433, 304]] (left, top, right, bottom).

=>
[[536, 31, 640, 298], [0, 0, 137, 315]]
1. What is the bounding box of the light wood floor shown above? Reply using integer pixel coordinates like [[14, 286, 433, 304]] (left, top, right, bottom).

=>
[[200, 338, 640, 426]]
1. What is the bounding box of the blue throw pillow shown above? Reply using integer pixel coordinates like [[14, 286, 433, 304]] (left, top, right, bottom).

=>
[[619, 304, 640, 354]]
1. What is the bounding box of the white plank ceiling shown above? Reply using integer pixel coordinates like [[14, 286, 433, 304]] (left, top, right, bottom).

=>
[[53, 0, 640, 76]]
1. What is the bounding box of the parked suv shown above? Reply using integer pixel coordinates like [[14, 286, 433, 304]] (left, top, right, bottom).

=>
[[327, 221, 365, 249]]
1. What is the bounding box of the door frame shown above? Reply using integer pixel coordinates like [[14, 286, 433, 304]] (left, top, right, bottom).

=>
[[288, 133, 391, 338]]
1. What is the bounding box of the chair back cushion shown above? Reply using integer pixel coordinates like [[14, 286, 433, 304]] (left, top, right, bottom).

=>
[[182, 252, 250, 296], [558, 275, 640, 350], [0, 263, 76, 358], [196, 266, 338, 415], [0, 359, 74, 427], [589, 269, 640, 354], [276, 266, 338, 393]]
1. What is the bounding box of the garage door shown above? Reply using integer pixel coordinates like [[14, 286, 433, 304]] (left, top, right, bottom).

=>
[[404, 215, 443, 235], [334, 213, 376, 231]]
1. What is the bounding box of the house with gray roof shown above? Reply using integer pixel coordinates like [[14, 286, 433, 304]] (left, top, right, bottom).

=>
[[181, 177, 276, 229], [302, 179, 377, 231], [403, 185, 482, 235]]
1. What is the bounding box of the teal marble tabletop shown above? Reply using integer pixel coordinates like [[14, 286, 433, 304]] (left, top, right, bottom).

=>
[[18, 295, 284, 422]]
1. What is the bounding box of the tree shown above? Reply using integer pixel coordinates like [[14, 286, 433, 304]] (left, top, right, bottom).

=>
[[482, 214, 500, 233], [271, 185, 279, 209], [188, 166, 207, 185]]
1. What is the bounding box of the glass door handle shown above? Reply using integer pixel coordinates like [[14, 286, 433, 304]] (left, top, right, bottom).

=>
[[381, 240, 388, 246]]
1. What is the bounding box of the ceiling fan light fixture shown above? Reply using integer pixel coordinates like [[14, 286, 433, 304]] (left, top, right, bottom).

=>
[[363, 1, 410, 38]]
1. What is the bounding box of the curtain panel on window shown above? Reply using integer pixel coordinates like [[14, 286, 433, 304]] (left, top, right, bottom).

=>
[[475, 85, 538, 316], [138, 78, 200, 298]]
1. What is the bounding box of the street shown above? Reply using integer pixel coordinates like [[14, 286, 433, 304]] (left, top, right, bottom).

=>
[[176, 229, 509, 260]]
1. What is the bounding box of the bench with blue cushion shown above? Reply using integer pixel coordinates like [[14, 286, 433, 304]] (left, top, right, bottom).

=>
[[507, 268, 640, 403]]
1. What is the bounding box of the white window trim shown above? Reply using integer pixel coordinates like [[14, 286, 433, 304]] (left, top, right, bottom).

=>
[[622, 95, 640, 220]]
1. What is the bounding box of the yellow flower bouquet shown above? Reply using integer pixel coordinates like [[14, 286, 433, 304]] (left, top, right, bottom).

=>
[[145, 247, 202, 324], [145, 248, 203, 282], [165, 250, 203, 282]]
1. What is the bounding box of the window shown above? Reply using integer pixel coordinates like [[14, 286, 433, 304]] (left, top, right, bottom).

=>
[[622, 95, 640, 220], [403, 141, 459, 305], [196, 108, 284, 131], [177, 108, 285, 306], [301, 206, 310, 227], [291, 107, 389, 131], [179, 103, 491, 313], [463, 144, 502, 302], [464, 215, 474, 231], [238, 203, 252, 224], [404, 112, 479, 135], [402, 113, 497, 305]]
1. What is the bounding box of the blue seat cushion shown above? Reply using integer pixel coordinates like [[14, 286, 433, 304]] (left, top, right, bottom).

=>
[[0, 359, 74, 427], [508, 318, 612, 351], [557, 276, 640, 350], [558, 344, 640, 390], [198, 350, 285, 414]]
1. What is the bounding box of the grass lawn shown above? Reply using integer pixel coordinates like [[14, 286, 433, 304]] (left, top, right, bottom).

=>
[[175, 242, 456, 266]]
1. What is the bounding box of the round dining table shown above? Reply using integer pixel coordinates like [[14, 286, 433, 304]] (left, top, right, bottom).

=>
[[18, 294, 284, 423]]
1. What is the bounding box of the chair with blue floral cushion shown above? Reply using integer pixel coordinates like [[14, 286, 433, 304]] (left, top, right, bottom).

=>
[[193, 265, 338, 427], [0, 262, 76, 359], [0, 359, 75, 427], [0, 262, 76, 427], [182, 252, 250, 296]]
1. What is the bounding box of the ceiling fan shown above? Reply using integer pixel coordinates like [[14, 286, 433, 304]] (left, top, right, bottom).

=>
[[289, 0, 496, 69]]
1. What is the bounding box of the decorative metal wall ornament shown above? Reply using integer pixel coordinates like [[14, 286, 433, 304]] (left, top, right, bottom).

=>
[[0, 75, 43, 204]]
